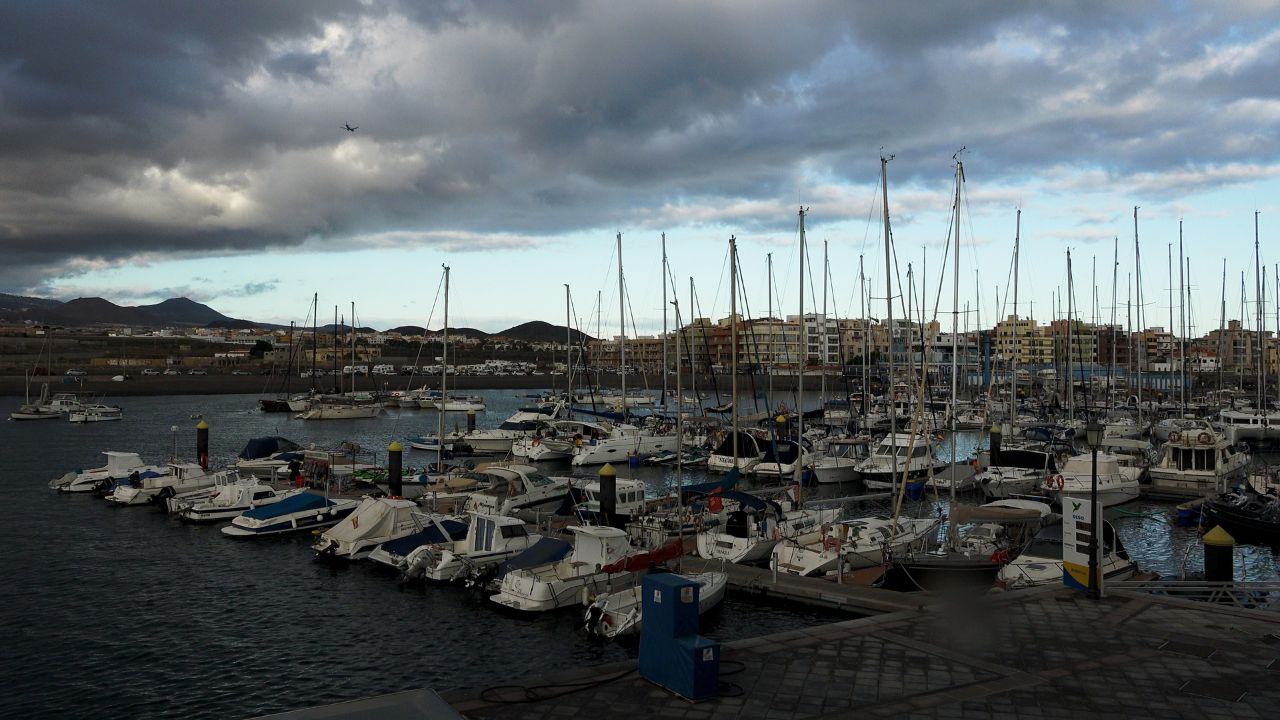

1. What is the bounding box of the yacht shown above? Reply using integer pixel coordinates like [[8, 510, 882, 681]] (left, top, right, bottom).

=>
[[811, 438, 868, 484], [996, 521, 1135, 590], [462, 463, 571, 519], [707, 430, 765, 474], [1148, 423, 1249, 497], [105, 463, 217, 506], [232, 436, 305, 479], [856, 433, 946, 489], [443, 399, 565, 455], [426, 395, 486, 412], [695, 488, 841, 565], [490, 525, 676, 612], [977, 447, 1058, 500], [221, 492, 360, 537], [752, 438, 814, 480], [49, 451, 167, 494], [368, 515, 469, 572], [402, 513, 542, 582], [295, 402, 382, 420], [10, 383, 62, 420], [1218, 408, 1280, 448], [571, 476, 647, 523], [69, 404, 123, 423], [179, 478, 299, 523], [313, 496, 423, 561], [1043, 454, 1139, 508], [511, 419, 588, 462], [583, 571, 728, 638], [569, 419, 680, 466], [772, 516, 941, 576]]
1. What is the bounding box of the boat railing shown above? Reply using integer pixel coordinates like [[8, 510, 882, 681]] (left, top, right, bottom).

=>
[[1108, 579, 1280, 612]]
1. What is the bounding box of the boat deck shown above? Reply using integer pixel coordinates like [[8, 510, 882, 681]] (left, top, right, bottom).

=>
[[445, 585, 1280, 719]]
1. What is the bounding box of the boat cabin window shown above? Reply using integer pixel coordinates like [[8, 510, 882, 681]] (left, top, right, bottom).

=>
[[500, 524, 528, 539], [725, 510, 752, 539], [525, 472, 554, 487], [252, 490, 274, 500], [474, 516, 496, 551]]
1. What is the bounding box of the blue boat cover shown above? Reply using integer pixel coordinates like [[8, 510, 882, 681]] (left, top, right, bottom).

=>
[[494, 537, 572, 579], [377, 520, 468, 556], [238, 436, 301, 460], [681, 468, 740, 498], [241, 492, 331, 520]]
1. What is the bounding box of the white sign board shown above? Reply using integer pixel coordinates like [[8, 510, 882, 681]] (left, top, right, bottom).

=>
[[1062, 496, 1102, 593]]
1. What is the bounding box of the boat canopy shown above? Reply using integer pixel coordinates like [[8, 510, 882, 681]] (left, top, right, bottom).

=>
[[104, 452, 146, 476], [494, 537, 572, 579], [377, 519, 467, 557], [951, 502, 1046, 525], [242, 491, 332, 520], [238, 436, 301, 460]]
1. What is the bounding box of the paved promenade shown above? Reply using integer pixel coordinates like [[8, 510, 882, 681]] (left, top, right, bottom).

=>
[[444, 586, 1280, 719]]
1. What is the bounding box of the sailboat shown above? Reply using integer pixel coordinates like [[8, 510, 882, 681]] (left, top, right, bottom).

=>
[[296, 303, 382, 420]]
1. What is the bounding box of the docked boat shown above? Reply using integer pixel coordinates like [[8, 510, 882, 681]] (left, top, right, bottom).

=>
[[1151, 417, 1204, 443], [1043, 453, 1139, 508], [1200, 484, 1280, 545], [313, 496, 423, 560], [105, 463, 217, 506], [511, 420, 585, 462], [10, 383, 62, 420], [706, 430, 765, 474], [695, 488, 841, 565], [178, 477, 299, 523], [69, 404, 123, 423], [295, 402, 382, 420], [977, 447, 1058, 500], [368, 515, 469, 572], [996, 520, 1136, 590], [571, 476, 647, 523], [232, 436, 305, 479], [569, 418, 680, 466], [1147, 423, 1249, 497], [583, 571, 728, 638], [462, 463, 571, 519], [489, 526, 680, 613], [752, 438, 815, 480], [811, 438, 868, 484], [1218, 408, 1280, 448], [443, 399, 566, 455], [856, 433, 946, 489], [221, 492, 360, 537], [49, 451, 167, 494], [772, 516, 940, 576], [401, 513, 541, 582], [426, 395, 486, 412]]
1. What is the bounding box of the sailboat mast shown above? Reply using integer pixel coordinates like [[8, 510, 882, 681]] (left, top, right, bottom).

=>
[[1110, 238, 1118, 412], [949, 156, 963, 506], [439, 265, 450, 467], [1179, 222, 1186, 411], [1011, 209, 1021, 423], [795, 207, 807, 488], [1067, 249, 1075, 424], [661, 232, 668, 407], [1218, 259, 1226, 397], [351, 301, 356, 394], [1133, 206, 1143, 427], [565, 284, 573, 420], [333, 305, 339, 393], [1255, 212, 1264, 413], [821, 241, 829, 408], [730, 236, 740, 466], [690, 277, 697, 408], [616, 232, 627, 415], [767, 252, 774, 411], [860, 254, 868, 419], [881, 153, 897, 484], [310, 293, 318, 394]]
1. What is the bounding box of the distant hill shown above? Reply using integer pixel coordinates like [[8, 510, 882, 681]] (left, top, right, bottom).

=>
[[387, 325, 426, 335], [140, 297, 233, 325], [497, 321, 593, 344], [41, 297, 163, 326], [0, 292, 63, 318]]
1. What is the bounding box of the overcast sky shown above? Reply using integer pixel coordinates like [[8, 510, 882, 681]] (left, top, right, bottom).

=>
[[3, 1, 1280, 334]]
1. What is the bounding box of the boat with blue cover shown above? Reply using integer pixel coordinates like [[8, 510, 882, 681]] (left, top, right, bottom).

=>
[[221, 491, 360, 537], [368, 516, 469, 571]]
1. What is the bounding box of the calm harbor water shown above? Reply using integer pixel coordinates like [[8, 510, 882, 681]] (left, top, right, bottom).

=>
[[2, 389, 1276, 719]]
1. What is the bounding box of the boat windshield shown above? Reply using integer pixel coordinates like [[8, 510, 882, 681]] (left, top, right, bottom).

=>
[[994, 450, 1049, 471]]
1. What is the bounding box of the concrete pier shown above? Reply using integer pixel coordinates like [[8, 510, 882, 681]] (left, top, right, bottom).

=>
[[445, 585, 1280, 719]]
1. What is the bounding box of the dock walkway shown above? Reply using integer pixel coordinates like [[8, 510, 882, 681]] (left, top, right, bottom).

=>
[[676, 556, 927, 615], [445, 586, 1280, 719]]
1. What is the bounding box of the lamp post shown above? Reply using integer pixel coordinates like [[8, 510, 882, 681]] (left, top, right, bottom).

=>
[[1085, 420, 1103, 600]]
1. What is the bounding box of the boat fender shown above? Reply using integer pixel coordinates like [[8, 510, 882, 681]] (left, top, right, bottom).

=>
[[772, 526, 781, 540], [1054, 474, 1065, 490], [352, 515, 359, 529], [1168, 431, 1182, 443], [1198, 432, 1213, 445]]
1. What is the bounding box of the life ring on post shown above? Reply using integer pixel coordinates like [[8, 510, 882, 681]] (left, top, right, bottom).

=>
[[1054, 474, 1065, 490], [1168, 431, 1182, 443], [1197, 432, 1213, 445]]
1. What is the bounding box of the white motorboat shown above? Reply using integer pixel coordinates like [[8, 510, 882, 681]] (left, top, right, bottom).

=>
[[106, 463, 217, 506], [402, 513, 541, 582], [1148, 423, 1250, 497], [1151, 417, 1203, 443], [490, 526, 677, 613], [772, 516, 941, 576], [1218, 408, 1280, 447], [977, 447, 1058, 499], [583, 571, 728, 638], [221, 492, 360, 537], [178, 478, 299, 523], [856, 433, 947, 489], [10, 383, 62, 420], [69, 404, 123, 423], [368, 515, 469, 572], [1042, 454, 1140, 508], [571, 476, 647, 523], [570, 422, 680, 466], [443, 399, 566, 455], [707, 430, 765, 474], [295, 402, 382, 420], [313, 496, 423, 560], [462, 463, 571, 519], [47, 393, 85, 413], [996, 521, 1136, 590], [232, 436, 305, 479], [428, 395, 486, 412], [752, 438, 815, 479], [49, 451, 167, 494], [811, 438, 868, 484], [511, 420, 581, 462], [695, 488, 842, 565]]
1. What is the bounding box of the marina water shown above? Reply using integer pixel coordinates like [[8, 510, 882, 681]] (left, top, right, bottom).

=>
[[2, 389, 1276, 718]]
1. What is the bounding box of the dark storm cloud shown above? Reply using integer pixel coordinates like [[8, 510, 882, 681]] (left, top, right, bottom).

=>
[[3, 1, 1280, 291]]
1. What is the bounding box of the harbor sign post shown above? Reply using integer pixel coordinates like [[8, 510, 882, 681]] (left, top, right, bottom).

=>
[[1062, 496, 1104, 596]]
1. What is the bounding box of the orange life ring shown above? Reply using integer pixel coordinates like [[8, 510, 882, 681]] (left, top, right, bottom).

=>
[[532, 438, 541, 447], [1054, 474, 1065, 490], [823, 537, 839, 551], [1168, 430, 1182, 443], [1197, 432, 1213, 445]]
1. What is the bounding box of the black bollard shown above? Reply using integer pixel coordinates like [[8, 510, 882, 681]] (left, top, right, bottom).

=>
[[466, 409, 477, 433], [598, 463, 617, 527], [988, 423, 1002, 467], [1203, 525, 1235, 583], [387, 440, 403, 497], [196, 420, 209, 470]]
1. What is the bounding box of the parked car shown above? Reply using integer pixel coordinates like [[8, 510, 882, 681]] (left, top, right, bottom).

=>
[[140, 368, 160, 376], [231, 370, 252, 376], [188, 369, 208, 376], [64, 369, 87, 376], [163, 368, 181, 376]]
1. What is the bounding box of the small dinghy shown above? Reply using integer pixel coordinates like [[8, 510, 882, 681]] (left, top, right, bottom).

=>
[[583, 571, 727, 638]]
